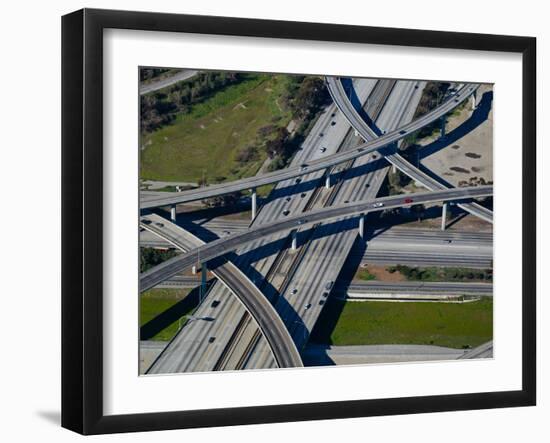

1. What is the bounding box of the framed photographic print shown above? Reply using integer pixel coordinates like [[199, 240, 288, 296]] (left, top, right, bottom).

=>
[[62, 8, 536, 435]]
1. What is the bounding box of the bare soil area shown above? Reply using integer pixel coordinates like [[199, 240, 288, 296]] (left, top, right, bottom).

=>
[[358, 264, 407, 282], [418, 84, 493, 187]]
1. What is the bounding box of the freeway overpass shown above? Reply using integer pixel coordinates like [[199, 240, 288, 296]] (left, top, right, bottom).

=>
[[141, 213, 302, 371], [325, 76, 492, 224], [141, 225, 493, 269], [140, 82, 479, 210], [141, 185, 492, 292]]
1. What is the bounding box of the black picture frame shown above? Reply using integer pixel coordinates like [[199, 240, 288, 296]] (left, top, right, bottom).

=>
[[62, 8, 536, 435]]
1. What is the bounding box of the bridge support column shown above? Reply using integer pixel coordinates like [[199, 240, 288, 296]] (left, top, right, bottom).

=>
[[441, 203, 448, 231], [191, 265, 197, 275], [358, 215, 365, 239], [200, 262, 207, 303], [325, 174, 331, 189], [472, 91, 477, 111], [354, 129, 359, 137], [291, 230, 298, 251], [440, 116, 446, 139], [251, 188, 257, 221], [170, 204, 177, 222]]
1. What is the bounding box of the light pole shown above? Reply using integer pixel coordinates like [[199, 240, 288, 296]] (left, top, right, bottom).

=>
[[179, 314, 200, 331], [196, 247, 205, 305]]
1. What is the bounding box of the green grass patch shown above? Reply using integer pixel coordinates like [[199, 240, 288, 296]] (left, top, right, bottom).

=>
[[310, 297, 493, 349], [257, 183, 275, 198], [140, 288, 195, 341], [357, 267, 377, 281], [140, 74, 294, 183]]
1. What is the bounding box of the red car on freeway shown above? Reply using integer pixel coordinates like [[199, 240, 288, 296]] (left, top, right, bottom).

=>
[[404, 197, 414, 204]]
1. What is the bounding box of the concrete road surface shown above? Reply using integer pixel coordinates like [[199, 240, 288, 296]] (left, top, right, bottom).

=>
[[141, 186, 493, 292], [303, 344, 467, 366], [139, 70, 198, 95]]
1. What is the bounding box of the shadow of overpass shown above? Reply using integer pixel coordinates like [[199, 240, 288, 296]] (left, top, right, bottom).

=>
[[413, 90, 493, 162], [140, 284, 207, 340]]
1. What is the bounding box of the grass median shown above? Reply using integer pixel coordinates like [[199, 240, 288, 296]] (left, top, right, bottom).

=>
[[140, 288, 196, 341], [310, 297, 493, 349]]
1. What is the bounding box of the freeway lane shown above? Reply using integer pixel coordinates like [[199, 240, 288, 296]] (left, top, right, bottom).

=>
[[344, 280, 492, 297], [303, 344, 466, 366], [139, 69, 198, 95], [140, 82, 479, 209], [141, 186, 493, 292], [326, 76, 492, 223], [141, 213, 302, 371], [141, 222, 493, 269], [458, 340, 493, 359], [159, 277, 492, 297]]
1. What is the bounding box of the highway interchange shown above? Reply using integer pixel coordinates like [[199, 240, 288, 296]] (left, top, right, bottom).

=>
[[140, 74, 494, 373]]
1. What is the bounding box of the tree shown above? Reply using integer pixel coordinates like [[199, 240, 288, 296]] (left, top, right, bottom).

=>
[[293, 77, 328, 119], [265, 128, 290, 158], [203, 192, 242, 208]]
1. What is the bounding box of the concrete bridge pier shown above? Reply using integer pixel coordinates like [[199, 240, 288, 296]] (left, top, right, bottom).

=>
[[440, 115, 446, 139], [291, 230, 298, 251], [441, 203, 448, 231], [325, 174, 331, 189], [170, 204, 177, 222], [354, 129, 359, 137], [251, 188, 257, 221], [358, 215, 365, 239], [200, 262, 208, 303], [472, 90, 477, 110]]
